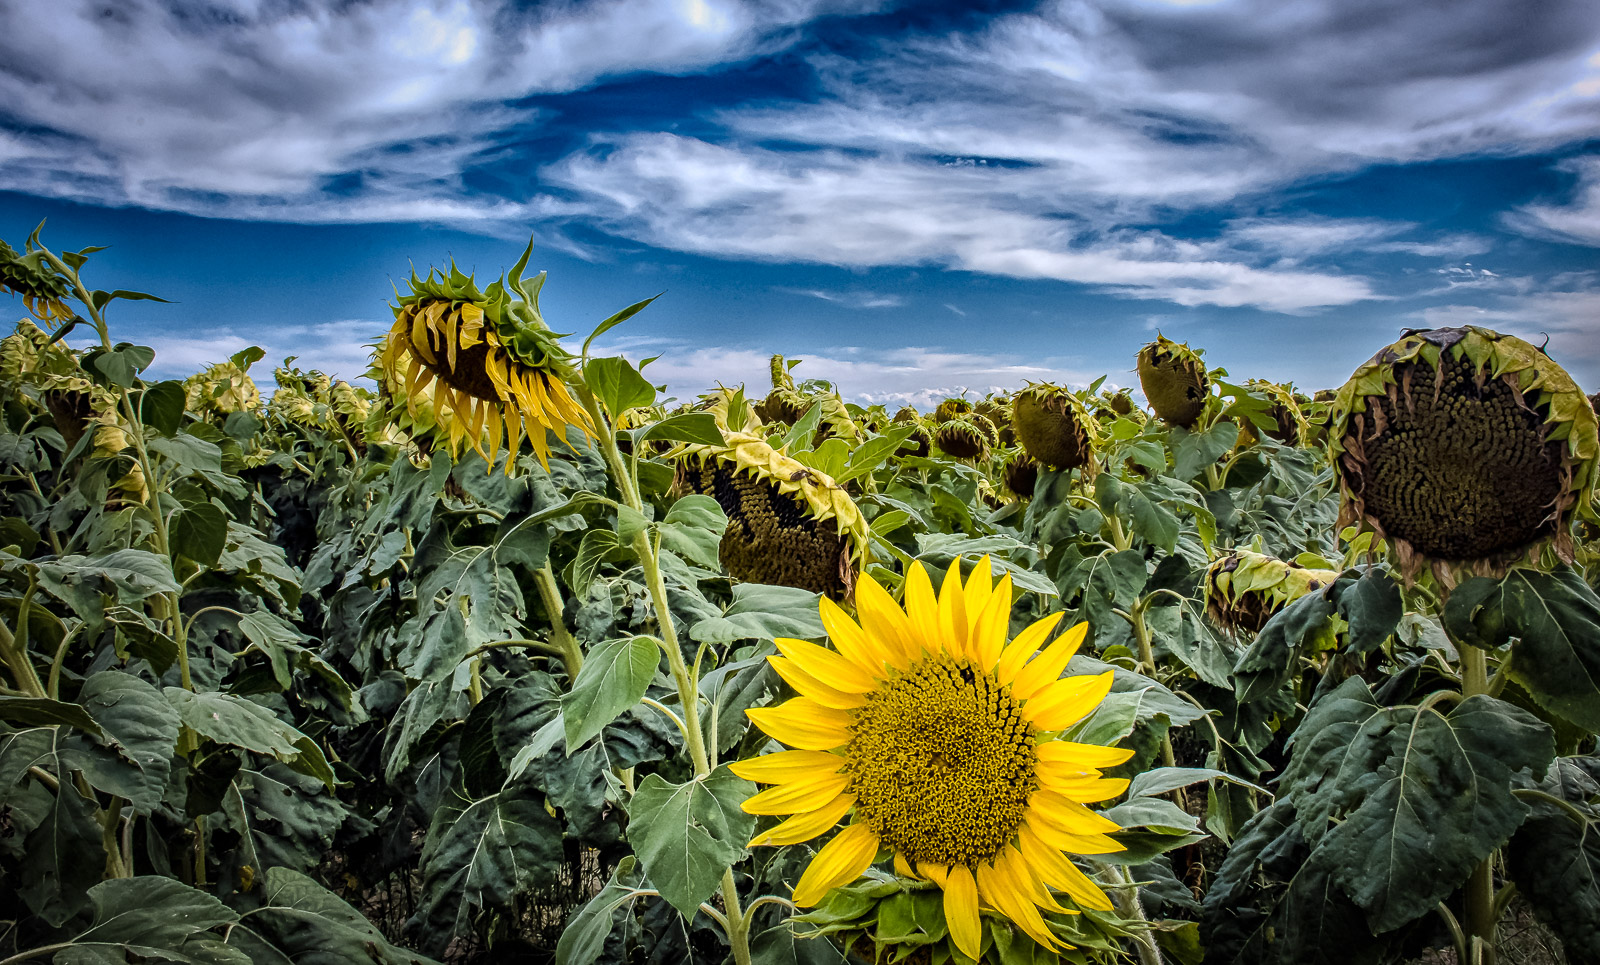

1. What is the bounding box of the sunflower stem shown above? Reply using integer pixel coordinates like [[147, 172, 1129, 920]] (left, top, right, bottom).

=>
[[1106, 863, 1165, 965], [533, 562, 583, 676], [1458, 639, 1498, 965]]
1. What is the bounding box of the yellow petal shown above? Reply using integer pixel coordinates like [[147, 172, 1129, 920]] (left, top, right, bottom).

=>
[[854, 572, 916, 669], [1022, 671, 1115, 732], [1037, 740, 1136, 769], [996, 611, 1065, 686], [820, 597, 892, 677], [901, 561, 943, 656], [746, 698, 854, 751], [742, 771, 853, 815], [968, 572, 1013, 669], [1029, 789, 1123, 836], [918, 862, 950, 888], [1041, 771, 1129, 804], [767, 656, 867, 711], [792, 823, 880, 906], [729, 749, 844, 784], [484, 400, 503, 470], [939, 558, 969, 657], [773, 637, 877, 693], [976, 854, 1059, 952], [748, 793, 856, 847], [1000, 843, 1072, 915], [944, 863, 982, 962], [963, 555, 995, 642], [893, 853, 916, 879], [1010, 622, 1090, 701], [1022, 814, 1126, 856], [1017, 824, 1115, 911]]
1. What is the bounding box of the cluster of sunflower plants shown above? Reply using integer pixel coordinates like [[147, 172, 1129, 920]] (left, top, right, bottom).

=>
[[0, 228, 1596, 965]]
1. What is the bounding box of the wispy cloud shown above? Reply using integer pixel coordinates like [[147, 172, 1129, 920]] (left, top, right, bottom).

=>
[[1412, 276, 1600, 384], [774, 287, 905, 309], [1504, 155, 1600, 247], [130, 319, 382, 385]]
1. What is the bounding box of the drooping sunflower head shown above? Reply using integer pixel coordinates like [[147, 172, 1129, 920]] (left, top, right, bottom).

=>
[[892, 405, 921, 424], [673, 430, 869, 598], [1235, 379, 1308, 447], [933, 419, 989, 460], [734, 557, 1131, 960], [1329, 326, 1599, 581], [376, 246, 594, 472], [0, 238, 74, 326], [1204, 550, 1341, 634], [3, 320, 117, 451], [935, 397, 974, 424], [1012, 383, 1100, 474], [184, 360, 262, 418], [1001, 451, 1040, 500], [1137, 335, 1209, 428], [895, 422, 932, 459]]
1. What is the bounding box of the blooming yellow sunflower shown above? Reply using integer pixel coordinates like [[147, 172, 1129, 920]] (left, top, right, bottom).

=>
[[377, 246, 593, 472], [732, 557, 1131, 960]]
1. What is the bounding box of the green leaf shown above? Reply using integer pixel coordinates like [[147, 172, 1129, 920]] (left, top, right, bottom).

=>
[[1337, 567, 1401, 655], [834, 426, 915, 485], [0, 696, 102, 734], [691, 583, 826, 645], [1232, 589, 1339, 704], [137, 381, 186, 435], [1505, 755, 1600, 961], [38, 549, 181, 613], [229, 345, 265, 370], [657, 494, 728, 569], [569, 528, 623, 598], [615, 503, 650, 542], [75, 671, 179, 813], [627, 765, 756, 920], [65, 876, 238, 953], [1128, 766, 1267, 801], [170, 501, 228, 567], [1172, 421, 1238, 481], [555, 857, 647, 965], [639, 411, 724, 446], [89, 344, 155, 388], [164, 689, 333, 788], [411, 777, 565, 952], [225, 867, 440, 965], [1444, 567, 1600, 732], [582, 294, 660, 359], [778, 400, 825, 452], [1281, 677, 1555, 931], [584, 356, 655, 416], [1128, 485, 1179, 552], [561, 636, 660, 752]]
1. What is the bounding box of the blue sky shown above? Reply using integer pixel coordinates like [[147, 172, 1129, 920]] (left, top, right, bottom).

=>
[[2, 0, 1598, 407]]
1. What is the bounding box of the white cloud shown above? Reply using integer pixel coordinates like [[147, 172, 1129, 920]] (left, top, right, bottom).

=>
[[1504, 155, 1600, 246], [592, 338, 1112, 408], [774, 287, 906, 309], [132, 319, 382, 385], [0, 0, 881, 220], [1412, 280, 1600, 389]]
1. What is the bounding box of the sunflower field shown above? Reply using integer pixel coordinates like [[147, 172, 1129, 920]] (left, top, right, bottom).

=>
[[1, 230, 1597, 965]]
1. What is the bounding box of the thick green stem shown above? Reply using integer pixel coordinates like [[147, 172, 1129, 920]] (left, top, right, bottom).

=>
[[101, 796, 128, 878], [0, 588, 47, 698], [1103, 863, 1164, 965], [1459, 645, 1496, 965], [1120, 602, 1176, 768], [533, 562, 583, 676], [573, 370, 750, 964]]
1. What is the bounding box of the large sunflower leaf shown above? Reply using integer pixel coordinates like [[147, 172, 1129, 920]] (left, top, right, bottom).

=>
[[1280, 677, 1554, 931], [691, 583, 824, 645], [561, 635, 660, 752], [73, 670, 179, 813], [226, 867, 440, 965], [1505, 755, 1600, 961], [1444, 567, 1600, 732], [409, 776, 565, 952], [627, 765, 756, 920]]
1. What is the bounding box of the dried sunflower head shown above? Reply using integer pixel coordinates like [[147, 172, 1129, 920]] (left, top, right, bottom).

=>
[[1001, 451, 1040, 500], [1137, 335, 1209, 428], [1329, 326, 1599, 582], [935, 397, 974, 424], [895, 422, 932, 459], [1012, 383, 1099, 473], [1205, 550, 1341, 634], [376, 245, 593, 472], [1235, 379, 1308, 447], [673, 430, 869, 598], [933, 418, 988, 460]]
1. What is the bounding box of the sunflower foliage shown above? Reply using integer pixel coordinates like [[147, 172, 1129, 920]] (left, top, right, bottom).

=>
[[0, 230, 1596, 965]]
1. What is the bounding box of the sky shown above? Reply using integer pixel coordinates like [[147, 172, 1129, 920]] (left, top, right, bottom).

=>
[[1, 0, 1598, 408]]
